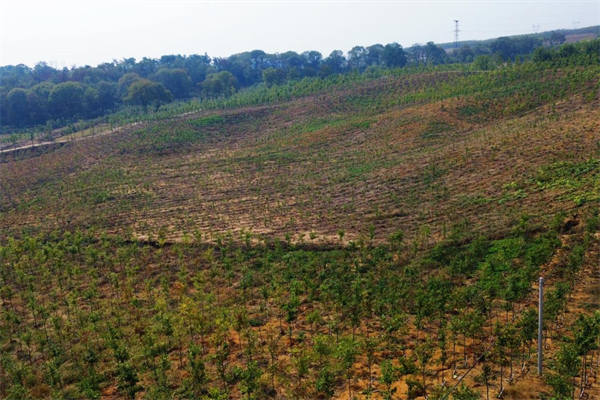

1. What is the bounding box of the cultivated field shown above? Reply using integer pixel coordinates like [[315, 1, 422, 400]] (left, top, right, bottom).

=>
[[0, 61, 599, 400]]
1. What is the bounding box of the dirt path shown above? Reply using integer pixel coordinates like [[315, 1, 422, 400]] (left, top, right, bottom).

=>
[[0, 122, 146, 154], [0, 108, 203, 155]]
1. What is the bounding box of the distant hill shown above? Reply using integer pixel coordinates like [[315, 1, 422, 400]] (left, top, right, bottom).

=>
[[439, 24, 600, 51]]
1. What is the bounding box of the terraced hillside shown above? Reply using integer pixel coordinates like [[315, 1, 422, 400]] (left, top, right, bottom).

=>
[[1, 58, 599, 400], [2, 65, 599, 244]]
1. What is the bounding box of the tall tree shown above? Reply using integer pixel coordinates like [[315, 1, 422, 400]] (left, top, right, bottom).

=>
[[96, 81, 118, 112], [549, 31, 566, 46], [366, 44, 385, 66], [5, 88, 30, 126], [199, 71, 239, 98], [382, 43, 407, 68], [348, 46, 368, 71], [117, 73, 142, 98], [262, 68, 287, 87], [152, 68, 192, 99], [323, 50, 347, 73], [48, 82, 85, 120], [123, 80, 172, 112]]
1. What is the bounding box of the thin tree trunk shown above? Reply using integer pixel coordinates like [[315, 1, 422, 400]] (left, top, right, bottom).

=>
[[498, 363, 504, 398]]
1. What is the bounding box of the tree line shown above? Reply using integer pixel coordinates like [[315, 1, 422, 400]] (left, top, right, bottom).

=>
[[0, 30, 582, 130]]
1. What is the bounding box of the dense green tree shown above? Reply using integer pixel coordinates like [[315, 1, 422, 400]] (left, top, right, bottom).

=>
[[262, 68, 287, 87], [84, 87, 100, 117], [32, 61, 56, 82], [48, 82, 85, 120], [279, 51, 304, 69], [323, 50, 347, 73], [532, 47, 553, 63], [366, 44, 385, 65], [423, 42, 447, 64], [454, 45, 475, 63], [5, 88, 30, 127], [26, 91, 47, 125], [348, 46, 368, 71], [302, 50, 323, 71], [30, 81, 55, 102], [199, 71, 239, 98], [96, 81, 118, 112], [473, 55, 495, 70], [382, 42, 407, 68], [28, 83, 54, 124], [317, 65, 335, 78], [408, 43, 425, 64], [549, 31, 567, 46], [123, 79, 172, 112], [117, 73, 142, 98], [184, 54, 211, 84], [135, 57, 158, 77], [152, 68, 192, 99], [490, 35, 542, 60]]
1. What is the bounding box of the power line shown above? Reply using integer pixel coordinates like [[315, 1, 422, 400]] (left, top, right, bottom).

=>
[[532, 24, 541, 33]]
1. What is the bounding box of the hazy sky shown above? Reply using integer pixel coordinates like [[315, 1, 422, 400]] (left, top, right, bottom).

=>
[[1, 0, 598, 67]]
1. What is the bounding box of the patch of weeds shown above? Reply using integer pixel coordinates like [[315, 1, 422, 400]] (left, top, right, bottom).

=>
[[495, 181, 528, 204], [347, 162, 379, 179], [458, 193, 492, 206], [423, 164, 446, 185], [530, 159, 600, 205], [502, 181, 520, 190], [533, 159, 599, 189], [289, 117, 345, 135], [351, 120, 372, 130], [188, 115, 225, 127], [92, 190, 115, 205], [498, 189, 527, 204], [420, 120, 453, 139], [457, 105, 484, 122]]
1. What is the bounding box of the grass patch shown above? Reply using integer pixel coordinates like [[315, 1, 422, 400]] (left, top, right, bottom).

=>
[[531, 159, 600, 205], [189, 114, 225, 127], [420, 120, 453, 139]]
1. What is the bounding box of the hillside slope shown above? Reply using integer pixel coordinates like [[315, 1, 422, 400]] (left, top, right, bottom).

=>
[[0, 62, 599, 400], [1, 65, 599, 244]]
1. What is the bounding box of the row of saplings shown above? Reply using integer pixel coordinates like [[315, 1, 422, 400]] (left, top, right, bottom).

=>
[[0, 215, 598, 400]]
